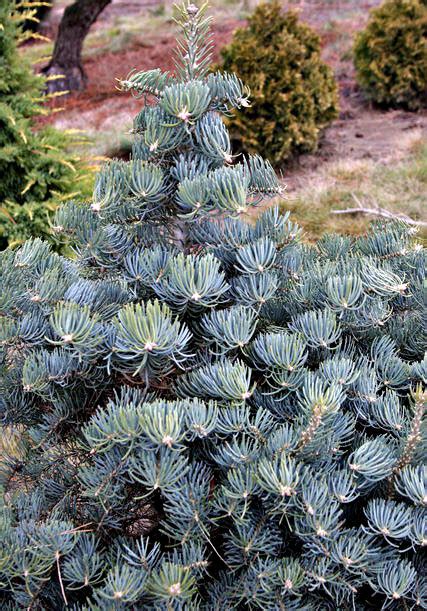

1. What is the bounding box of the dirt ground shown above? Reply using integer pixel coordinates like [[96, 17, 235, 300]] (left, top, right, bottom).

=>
[[35, 0, 427, 194], [284, 108, 427, 192]]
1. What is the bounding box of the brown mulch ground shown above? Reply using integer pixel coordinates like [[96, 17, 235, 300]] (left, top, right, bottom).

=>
[[36, 20, 240, 131]]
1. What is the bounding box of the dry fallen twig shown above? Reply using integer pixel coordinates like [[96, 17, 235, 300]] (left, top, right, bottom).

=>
[[331, 193, 427, 227]]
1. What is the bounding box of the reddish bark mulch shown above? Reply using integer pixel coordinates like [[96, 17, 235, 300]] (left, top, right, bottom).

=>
[[36, 21, 241, 128]]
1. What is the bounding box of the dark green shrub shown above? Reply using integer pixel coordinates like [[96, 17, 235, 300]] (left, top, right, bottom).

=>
[[218, 0, 339, 165], [354, 0, 427, 110], [0, 4, 426, 609], [17, 1, 52, 32], [0, 0, 87, 248]]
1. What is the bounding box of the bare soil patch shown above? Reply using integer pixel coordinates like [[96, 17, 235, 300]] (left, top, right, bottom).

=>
[[284, 107, 427, 192]]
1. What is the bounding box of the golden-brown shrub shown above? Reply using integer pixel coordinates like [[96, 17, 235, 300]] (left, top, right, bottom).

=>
[[354, 0, 427, 110], [217, 1, 339, 165]]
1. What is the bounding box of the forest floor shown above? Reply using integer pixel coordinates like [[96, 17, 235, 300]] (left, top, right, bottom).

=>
[[23, 0, 427, 239]]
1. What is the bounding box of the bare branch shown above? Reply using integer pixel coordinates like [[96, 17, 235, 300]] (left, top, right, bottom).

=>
[[331, 193, 427, 227]]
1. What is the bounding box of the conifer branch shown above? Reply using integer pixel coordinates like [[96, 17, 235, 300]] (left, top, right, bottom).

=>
[[393, 384, 426, 473]]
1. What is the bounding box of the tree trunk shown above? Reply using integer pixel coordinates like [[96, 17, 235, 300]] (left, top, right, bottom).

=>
[[43, 0, 112, 94]]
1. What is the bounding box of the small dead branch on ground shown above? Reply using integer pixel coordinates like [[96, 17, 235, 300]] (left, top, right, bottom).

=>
[[331, 193, 427, 227]]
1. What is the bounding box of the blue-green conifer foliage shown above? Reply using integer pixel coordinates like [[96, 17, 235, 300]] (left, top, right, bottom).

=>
[[0, 3, 426, 609]]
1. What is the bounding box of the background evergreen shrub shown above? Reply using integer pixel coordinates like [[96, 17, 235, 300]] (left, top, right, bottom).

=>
[[16, 1, 52, 33], [0, 0, 86, 248], [217, 0, 339, 165], [0, 4, 426, 609], [354, 0, 427, 110]]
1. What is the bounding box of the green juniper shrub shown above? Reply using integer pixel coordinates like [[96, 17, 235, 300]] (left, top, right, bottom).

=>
[[354, 0, 427, 110], [0, 3, 426, 609], [0, 0, 87, 249], [217, 0, 339, 165], [16, 0, 52, 33]]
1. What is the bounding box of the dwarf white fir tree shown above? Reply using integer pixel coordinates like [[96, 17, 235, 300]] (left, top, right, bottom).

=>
[[0, 3, 426, 609]]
